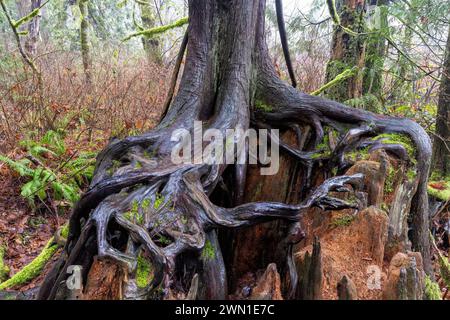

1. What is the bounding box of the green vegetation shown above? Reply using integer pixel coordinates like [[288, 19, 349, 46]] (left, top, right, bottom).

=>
[[372, 133, 416, 159], [124, 199, 144, 225], [136, 253, 153, 288], [424, 275, 442, 300], [0, 130, 96, 209], [437, 251, 450, 289], [254, 100, 273, 112], [201, 240, 215, 261], [153, 193, 165, 210], [346, 147, 370, 162], [123, 17, 188, 42], [330, 214, 355, 228], [0, 246, 10, 282], [312, 67, 358, 96], [345, 94, 383, 113], [0, 238, 58, 290], [427, 180, 450, 201], [385, 166, 397, 194]]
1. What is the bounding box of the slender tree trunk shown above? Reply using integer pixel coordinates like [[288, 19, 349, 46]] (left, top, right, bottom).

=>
[[431, 26, 450, 177], [38, 0, 432, 300], [325, 0, 367, 102], [79, 0, 92, 86], [139, 1, 161, 64], [362, 0, 388, 97], [24, 0, 42, 56]]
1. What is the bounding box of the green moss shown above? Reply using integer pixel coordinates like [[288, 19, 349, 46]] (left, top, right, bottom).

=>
[[153, 193, 164, 210], [60, 224, 69, 239], [406, 168, 417, 181], [385, 166, 397, 194], [330, 214, 355, 228], [372, 133, 416, 159], [123, 16, 188, 42], [312, 66, 358, 96], [0, 246, 10, 282], [156, 235, 171, 246], [346, 146, 370, 162], [141, 198, 151, 210], [135, 161, 142, 169], [201, 240, 215, 261], [254, 100, 273, 112], [136, 253, 153, 288], [427, 181, 450, 201], [424, 275, 442, 300], [345, 94, 382, 113], [107, 159, 121, 175], [326, 0, 340, 25], [0, 238, 58, 290], [124, 200, 144, 225], [438, 253, 450, 289]]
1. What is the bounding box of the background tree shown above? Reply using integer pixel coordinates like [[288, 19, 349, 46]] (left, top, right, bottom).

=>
[[324, 0, 367, 102], [24, 0, 41, 56], [138, 0, 162, 63], [78, 0, 92, 85], [432, 25, 450, 177]]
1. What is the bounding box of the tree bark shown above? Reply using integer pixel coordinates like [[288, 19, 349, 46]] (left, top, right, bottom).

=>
[[79, 0, 92, 86], [362, 0, 388, 97], [431, 26, 450, 177], [138, 1, 162, 64], [325, 0, 366, 102], [38, 0, 433, 300], [24, 0, 42, 56]]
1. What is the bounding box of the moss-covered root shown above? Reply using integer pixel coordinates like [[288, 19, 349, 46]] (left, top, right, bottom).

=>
[[0, 238, 58, 290], [0, 246, 10, 282], [0, 224, 68, 290]]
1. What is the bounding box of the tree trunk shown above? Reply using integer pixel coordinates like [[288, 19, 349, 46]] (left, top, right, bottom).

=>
[[431, 26, 450, 177], [325, 0, 367, 102], [79, 0, 92, 86], [38, 0, 433, 300], [362, 0, 388, 98], [24, 0, 42, 56], [139, 1, 161, 64]]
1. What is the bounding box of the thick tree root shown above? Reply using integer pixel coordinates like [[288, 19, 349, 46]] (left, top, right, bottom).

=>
[[38, 0, 433, 300]]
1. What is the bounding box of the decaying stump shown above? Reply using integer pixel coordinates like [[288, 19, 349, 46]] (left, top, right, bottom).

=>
[[383, 252, 425, 300], [337, 275, 358, 300], [37, 0, 433, 300], [296, 237, 322, 300], [249, 263, 283, 300]]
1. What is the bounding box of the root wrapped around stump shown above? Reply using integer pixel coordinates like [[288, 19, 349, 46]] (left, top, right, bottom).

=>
[[38, 0, 432, 300]]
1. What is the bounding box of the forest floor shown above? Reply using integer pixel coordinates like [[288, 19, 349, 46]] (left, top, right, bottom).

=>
[[0, 132, 449, 299]]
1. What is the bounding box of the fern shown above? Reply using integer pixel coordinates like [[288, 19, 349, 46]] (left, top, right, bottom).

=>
[[0, 130, 96, 208], [0, 155, 33, 176]]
